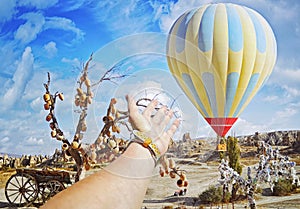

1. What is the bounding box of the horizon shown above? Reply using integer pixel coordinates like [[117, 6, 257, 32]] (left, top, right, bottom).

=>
[[1, 129, 299, 156]]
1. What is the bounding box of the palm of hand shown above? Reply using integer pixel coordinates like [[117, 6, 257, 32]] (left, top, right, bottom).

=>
[[126, 95, 179, 155]]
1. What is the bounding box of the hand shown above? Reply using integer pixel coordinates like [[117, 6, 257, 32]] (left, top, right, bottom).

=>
[[126, 95, 180, 155]]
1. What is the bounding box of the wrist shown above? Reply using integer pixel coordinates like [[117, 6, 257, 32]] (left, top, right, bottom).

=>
[[123, 142, 154, 160], [103, 142, 156, 179], [131, 130, 161, 163]]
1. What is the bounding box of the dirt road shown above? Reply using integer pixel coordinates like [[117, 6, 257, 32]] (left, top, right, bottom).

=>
[[0, 187, 36, 209], [142, 161, 300, 209]]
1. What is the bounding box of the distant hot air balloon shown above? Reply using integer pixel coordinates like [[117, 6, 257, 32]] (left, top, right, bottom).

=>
[[167, 3, 277, 137]]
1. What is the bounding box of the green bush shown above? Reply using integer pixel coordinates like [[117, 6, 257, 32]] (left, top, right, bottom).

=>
[[223, 189, 231, 203], [198, 186, 223, 204], [273, 179, 296, 196], [255, 186, 263, 194]]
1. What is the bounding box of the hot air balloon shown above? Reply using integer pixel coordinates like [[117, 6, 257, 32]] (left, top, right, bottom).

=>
[[167, 3, 277, 138]]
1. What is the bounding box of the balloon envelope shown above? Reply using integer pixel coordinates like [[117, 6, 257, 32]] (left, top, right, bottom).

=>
[[167, 3, 277, 137]]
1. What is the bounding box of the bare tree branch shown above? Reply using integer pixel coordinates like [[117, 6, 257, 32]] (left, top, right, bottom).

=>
[[91, 64, 131, 87], [43, 53, 134, 182]]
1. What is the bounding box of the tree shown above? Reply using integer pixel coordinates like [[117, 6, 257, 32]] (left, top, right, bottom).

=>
[[42, 54, 130, 182], [226, 136, 242, 202], [227, 136, 242, 175]]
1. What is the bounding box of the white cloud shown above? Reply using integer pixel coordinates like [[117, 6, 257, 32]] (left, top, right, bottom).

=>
[[60, 0, 87, 11], [15, 12, 45, 44], [25, 136, 44, 145], [282, 85, 300, 98], [233, 117, 269, 136], [271, 68, 300, 85], [262, 95, 278, 102], [268, 67, 300, 101], [1, 47, 34, 110], [18, 0, 58, 9], [0, 142, 12, 154], [115, 78, 163, 98], [0, 118, 41, 154], [30, 97, 43, 110], [0, 70, 80, 155], [92, 0, 169, 37], [245, 0, 299, 23], [44, 16, 85, 44], [61, 57, 81, 68], [0, 43, 17, 81], [14, 12, 84, 45], [92, 33, 168, 84], [275, 106, 298, 119], [267, 103, 299, 130], [158, 0, 211, 32], [117, 33, 167, 58], [1, 136, 10, 143], [44, 41, 57, 58], [0, 0, 17, 22], [22, 71, 50, 104]]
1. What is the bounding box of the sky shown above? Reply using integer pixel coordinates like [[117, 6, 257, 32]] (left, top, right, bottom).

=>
[[0, 0, 299, 155]]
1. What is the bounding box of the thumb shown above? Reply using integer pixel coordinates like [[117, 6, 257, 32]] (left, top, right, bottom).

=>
[[126, 95, 151, 132]]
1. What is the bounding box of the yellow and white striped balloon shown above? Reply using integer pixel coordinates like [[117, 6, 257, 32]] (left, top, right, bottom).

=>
[[167, 3, 277, 137]]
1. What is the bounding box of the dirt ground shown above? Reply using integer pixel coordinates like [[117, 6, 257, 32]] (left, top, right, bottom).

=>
[[1, 153, 300, 208], [142, 159, 300, 209]]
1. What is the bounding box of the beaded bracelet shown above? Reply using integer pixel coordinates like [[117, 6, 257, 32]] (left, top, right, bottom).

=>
[[130, 130, 161, 164]]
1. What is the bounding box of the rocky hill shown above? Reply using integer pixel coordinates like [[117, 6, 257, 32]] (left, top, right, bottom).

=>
[[238, 130, 300, 147], [166, 130, 300, 162]]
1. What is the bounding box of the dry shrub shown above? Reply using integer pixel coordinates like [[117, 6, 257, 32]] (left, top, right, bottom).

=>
[[198, 185, 222, 204], [163, 206, 173, 209], [273, 179, 297, 196], [0, 170, 16, 188]]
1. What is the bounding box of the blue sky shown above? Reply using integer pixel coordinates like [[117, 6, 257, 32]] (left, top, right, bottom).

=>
[[0, 0, 299, 155]]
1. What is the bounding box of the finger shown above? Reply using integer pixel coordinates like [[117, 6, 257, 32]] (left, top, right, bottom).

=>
[[126, 95, 151, 132], [152, 106, 167, 124], [126, 95, 142, 126], [142, 99, 158, 118], [166, 119, 180, 138], [155, 119, 180, 155], [126, 95, 138, 114], [156, 134, 170, 154], [159, 109, 173, 127]]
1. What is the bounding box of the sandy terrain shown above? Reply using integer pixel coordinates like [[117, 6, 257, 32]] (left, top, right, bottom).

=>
[[142, 159, 300, 209], [1, 155, 300, 208]]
